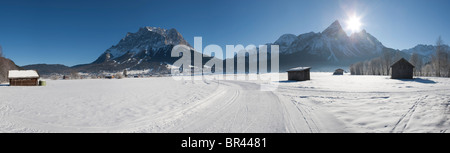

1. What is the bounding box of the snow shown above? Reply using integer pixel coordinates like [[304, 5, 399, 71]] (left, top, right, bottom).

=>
[[283, 21, 384, 60], [0, 73, 449, 133], [105, 26, 189, 60], [400, 44, 450, 57], [8, 70, 39, 79], [126, 69, 151, 75], [322, 20, 344, 36], [273, 73, 450, 133], [287, 67, 311, 72], [274, 34, 298, 54], [326, 41, 339, 61]]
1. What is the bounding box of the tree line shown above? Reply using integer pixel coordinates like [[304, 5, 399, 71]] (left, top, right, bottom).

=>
[[0, 45, 3, 57], [350, 36, 450, 77]]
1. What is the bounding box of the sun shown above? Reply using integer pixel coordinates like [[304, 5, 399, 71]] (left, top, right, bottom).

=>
[[346, 15, 362, 33]]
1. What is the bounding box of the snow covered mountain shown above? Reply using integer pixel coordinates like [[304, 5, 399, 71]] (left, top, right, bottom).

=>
[[270, 20, 391, 71], [399, 44, 450, 63], [273, 34, 298, 54], [276, 20, 384, 61], [77, 21, 396, 73], [102, 27, 190, 60], [73, 27, 202, 74], [401, 44, 450, 56], [25, 20, 442, 74]]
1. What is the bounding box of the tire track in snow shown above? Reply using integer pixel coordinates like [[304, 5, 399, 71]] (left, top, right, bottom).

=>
[[223, 81, 286, 132], [0, 104, 48, 132], [275, 88, 349, 133], [163, 80, 288, 133], [390, 95, 428, 133], [287, 97, 320, 133], [162, 86, 240, 132], [294, 103, 320, 133], [436, 100, 450, 131], [273, 92, 314, 133], [11, 80, 226, 133], [279, 99, 299, 133], [227, 92, 243, 132]]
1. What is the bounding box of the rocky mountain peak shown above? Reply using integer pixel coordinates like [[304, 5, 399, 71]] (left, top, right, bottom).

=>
[[322, 20, 347, 37], [274, 34, 297, 46], [106, 27, 189, 59]]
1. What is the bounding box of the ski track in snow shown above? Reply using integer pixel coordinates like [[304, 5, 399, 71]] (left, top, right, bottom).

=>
[[390, 95, 427, 133], [0, 73, 450, 133], [274, 73, 450, 133], [161, 81, 288, 133]]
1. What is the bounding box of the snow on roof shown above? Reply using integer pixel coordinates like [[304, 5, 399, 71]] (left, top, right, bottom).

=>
[[8, 70, 40, 79], [287, 67, 311, 72], [391, 58, 415, 68]]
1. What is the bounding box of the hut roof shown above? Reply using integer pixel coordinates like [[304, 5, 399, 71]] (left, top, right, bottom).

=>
[[390, 58, 415, 68], [287, 67, 311, 72], [8, 70, 40, 79]]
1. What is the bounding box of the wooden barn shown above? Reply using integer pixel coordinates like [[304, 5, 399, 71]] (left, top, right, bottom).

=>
[[287, 67, 311, 81], [390, 58, 414, 79], [8, 70, 40, 86], [333, 69, 344, 75]]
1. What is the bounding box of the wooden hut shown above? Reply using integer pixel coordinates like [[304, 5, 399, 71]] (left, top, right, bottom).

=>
[[333, 69, 344, 75], [390, 58, 414, 79], [8, 70, 40, 86], [287, 67, 311, 81]]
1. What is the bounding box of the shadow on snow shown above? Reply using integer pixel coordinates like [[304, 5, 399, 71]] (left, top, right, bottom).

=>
[[396, 78, 437, 84], [277, 80, 307, 83]]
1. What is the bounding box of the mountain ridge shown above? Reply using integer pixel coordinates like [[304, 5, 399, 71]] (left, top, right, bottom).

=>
[[23, 20, 442, 74], [0, 57, 22, 82], [268, 20, 388, 71]]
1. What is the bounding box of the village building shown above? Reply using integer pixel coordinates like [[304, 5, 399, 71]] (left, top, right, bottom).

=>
[[391, 58, 415, 79], [287, 67, 311, 81], [333, 69, 344, 75], [8, 70, 40, 86]]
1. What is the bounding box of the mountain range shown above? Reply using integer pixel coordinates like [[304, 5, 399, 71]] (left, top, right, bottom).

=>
[[70, 27, 197, 74], [0, 57, 21, 82], [400, 44, 450, 62], [22, 20, 443, 75], [271, 20, 395, 71], [24, 27, 205, 75]]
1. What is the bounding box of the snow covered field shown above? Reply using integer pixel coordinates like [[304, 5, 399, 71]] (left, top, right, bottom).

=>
[[274, 73, 450, 133], [0, 73, 449, 133]]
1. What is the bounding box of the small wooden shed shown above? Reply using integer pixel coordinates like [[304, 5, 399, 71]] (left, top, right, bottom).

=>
[[8, 70, 40, 86], [287, 67, 311, 81], [391, 58, 414, 79], [333, 69, 344, 75]]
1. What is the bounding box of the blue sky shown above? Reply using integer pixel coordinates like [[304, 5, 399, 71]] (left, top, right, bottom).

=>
[[0, 0, 449, 66]]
